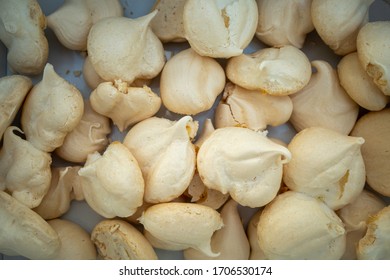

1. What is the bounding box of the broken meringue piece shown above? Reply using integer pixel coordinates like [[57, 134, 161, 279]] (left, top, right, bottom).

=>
[[90, 80, 161, 132]]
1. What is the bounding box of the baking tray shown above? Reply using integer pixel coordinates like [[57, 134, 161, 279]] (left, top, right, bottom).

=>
[[1, 0, 389, 260]]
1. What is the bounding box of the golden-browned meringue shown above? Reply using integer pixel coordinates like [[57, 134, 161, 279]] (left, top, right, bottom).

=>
[[123, 116, 198, 203], [183, 0, 258, 58], [78, 142, 145, 218], [215, 82, 293, 131], [283, 127, 366, 210], [290, 60, 359, 135], [160, 48, 225, 115], [197, 127, 291, 208]]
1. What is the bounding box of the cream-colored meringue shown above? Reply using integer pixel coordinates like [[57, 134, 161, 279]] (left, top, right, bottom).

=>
[[255, 0, 314, 48], [226, 45, 311, 96], [0, 75, 32, 140], [48, 219, 97, 260], [0, 191, 60, 260], [357, 206, 390, 260], [258, 191, 346, 260], [184, 199, 250, 260], [160, 48, 225, 115], [78, 142, 144, 218], [247, 209, 267, 260], [123, 116, 198, 203], [283, 127, 366, 210], [311, 0, 374, 55], [21, 63, 84, 152], [82, 55, 105, 90], [47, 0, 123, 51], [356, 21, 390, 95], [350, 109, 390, 197], [186, 172, 230, 210], [183, 0, 258, 58], [150, 0, 186, 43], [87, 11, 165, 84], [90, 80, 161, 132], [290, 60, 359, 135], [139, 202, 224, 257], [91, 219, 157, 260], [338, 52, 388, 111], [197, 127, 291, 208], [0, 0, 48, 75], [56, 100, 111, 163], [337, 190, 386, 260], [215, 82, 293, 131], [0, 126, 52, 209], [33, 166, 82, 220]]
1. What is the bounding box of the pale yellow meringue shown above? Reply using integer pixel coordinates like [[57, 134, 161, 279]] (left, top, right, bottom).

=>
[[290, 60, 359, 135], [197, 127, 291, 208], [183, 0, 258, 58], [78, 142, 144, 218], [215, 82, 293, 131], [283, 127, 366, 210], [90, 80, 161, 132], [123, 116, 198, 203]]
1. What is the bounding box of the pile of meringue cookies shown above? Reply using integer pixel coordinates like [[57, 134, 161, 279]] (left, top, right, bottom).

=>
[[0, 0, 389, 260]]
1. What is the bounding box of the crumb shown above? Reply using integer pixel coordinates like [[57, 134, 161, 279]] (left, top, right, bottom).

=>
[[65, 70, 70, 75], [73, 70, 82, 77]]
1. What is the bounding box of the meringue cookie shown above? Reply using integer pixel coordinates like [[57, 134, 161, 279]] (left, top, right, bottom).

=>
[[47, 0, 123, 50], [350, 109, 390, 197], [255, 0, 314, 48], [150, 0, 186, 43], [290, 60, 359, 135], [311, 0, 374, 55], [197, 127, 291, 208], [87, 11, 165, 84], [183, 0, 258, 58], [160, 48, 225, 115], [90, 80, 161, 132], [337, 190, 386, 259], [0, 75, 32, 140], [21, 63, 84, 152], [226, 45, 311, 96], [215, 82, 293, 131], [78, 142, 145, 218], [283, 127, 366, 210], [123, 116, 198, 203], [55, 100, 111, 163], [338, 52, 388, 111], [357, 206, 390, 260], [257, 191, 346, 260], [357, 21, 390, 95], [0, 126, 52, 209], [139, 202, 223, 257]]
